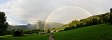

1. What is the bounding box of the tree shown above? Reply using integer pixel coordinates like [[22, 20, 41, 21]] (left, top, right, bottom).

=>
[[110, 8, 112, 13], [13, 31, 22, 36], [108, 8, 112, 24], [46, 29, 50, 33], [0, 12, 8, 36]]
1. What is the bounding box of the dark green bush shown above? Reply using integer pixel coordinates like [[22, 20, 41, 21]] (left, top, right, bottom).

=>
[[12, 31, 23, 37]]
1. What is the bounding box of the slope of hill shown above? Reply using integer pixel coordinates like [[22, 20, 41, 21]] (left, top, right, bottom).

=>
[[54, 24, 112, 40], [45, 22, 64, 29]]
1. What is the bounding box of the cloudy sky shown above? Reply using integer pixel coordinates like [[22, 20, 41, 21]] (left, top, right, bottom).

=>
[[0, 0, 112, 25]]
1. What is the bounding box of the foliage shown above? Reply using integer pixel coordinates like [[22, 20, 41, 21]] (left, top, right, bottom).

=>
[[57, 8, 112, 31], [0, 12, 8, 36], [4, 31, 12, 35], [46, 29, 50, 33], [12, 30, 23, 37], [23, 29, 40, 34]]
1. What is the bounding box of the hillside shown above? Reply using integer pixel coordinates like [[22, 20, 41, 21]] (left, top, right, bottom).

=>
[[45, 22, 64, 29], [54, 24, 112, 40], [1, 24, 112, 40]]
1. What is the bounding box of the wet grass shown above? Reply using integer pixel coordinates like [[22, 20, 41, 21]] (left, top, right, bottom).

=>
[[54, 24, 112, 40]]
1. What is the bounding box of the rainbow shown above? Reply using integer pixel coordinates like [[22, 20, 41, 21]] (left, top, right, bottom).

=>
[[44, 6, 93, 30]]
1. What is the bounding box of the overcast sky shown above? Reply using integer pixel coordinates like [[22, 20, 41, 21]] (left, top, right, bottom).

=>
[[0, 0, 112, 25]]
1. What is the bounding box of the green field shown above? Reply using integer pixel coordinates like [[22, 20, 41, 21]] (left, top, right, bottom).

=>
[[54, 24, 112, 40], [0, 24, 112, 40], [0, 34, 49, 40]]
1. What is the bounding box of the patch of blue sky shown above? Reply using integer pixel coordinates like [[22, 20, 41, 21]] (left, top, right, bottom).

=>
[[0, 0, 10, 4]]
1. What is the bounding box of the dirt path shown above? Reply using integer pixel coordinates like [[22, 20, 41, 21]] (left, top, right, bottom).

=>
[[49, 33, 55, 40]]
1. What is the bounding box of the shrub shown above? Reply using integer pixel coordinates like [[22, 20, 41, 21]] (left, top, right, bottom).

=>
[[24, 31, 33, 34], [5, 31, 12, 35], [12, 31, 23, 37]]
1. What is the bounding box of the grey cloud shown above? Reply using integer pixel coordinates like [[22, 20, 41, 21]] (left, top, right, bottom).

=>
[[0, 0, 112, 25]]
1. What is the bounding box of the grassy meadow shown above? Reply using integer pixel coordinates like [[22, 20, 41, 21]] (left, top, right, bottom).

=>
[[54, 24, 112, 40], [0, 34, 49, 40]]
